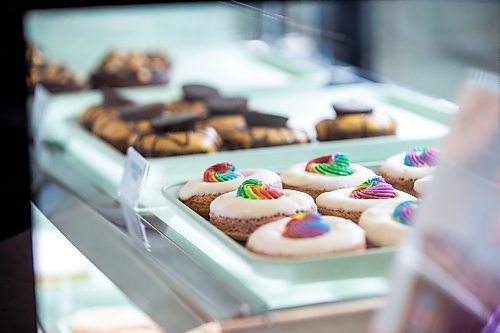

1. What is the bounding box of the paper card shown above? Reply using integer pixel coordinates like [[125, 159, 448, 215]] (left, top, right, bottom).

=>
[[31, 84, 51, 145], [118, 147, 150, 208]]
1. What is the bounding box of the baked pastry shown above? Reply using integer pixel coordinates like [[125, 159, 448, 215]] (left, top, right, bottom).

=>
[[168, 84, 220, 114], [315, 100, 396, 141], [280, 153, 376, 199], [128, 111, 222, 157], [26, 42, 87, 94], [179, 162, 281, 219], [90, 50, 171, 88], [209, 179, 316, 241], [199, 96, 249, 135], [220, 111, 309, 149], [69, 306, 163, 333], [359, 200, 419, 247], [247, 212, 366, 258], [413, 175, 433, 197], [91, 103, 168, 152], [379, 147, 439, 196], [316, 176, 416, 223], [80, 88, 136, 130]]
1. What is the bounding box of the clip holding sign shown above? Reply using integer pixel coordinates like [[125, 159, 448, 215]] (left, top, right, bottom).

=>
[[118, 147, 150, 209]]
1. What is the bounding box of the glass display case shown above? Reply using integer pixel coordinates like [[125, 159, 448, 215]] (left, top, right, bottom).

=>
[[22, 1, 498, 332]]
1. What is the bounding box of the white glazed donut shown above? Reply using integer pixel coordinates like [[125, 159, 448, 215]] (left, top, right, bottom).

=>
[[247, 214, 365, 257]]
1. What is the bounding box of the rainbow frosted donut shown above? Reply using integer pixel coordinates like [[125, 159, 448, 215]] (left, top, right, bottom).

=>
[[280, 152, 376, 199], [179, 162, 281, 219], [359, 200, 419, 246], [379, 147, 439, 197], [247, 212, 365, 258]]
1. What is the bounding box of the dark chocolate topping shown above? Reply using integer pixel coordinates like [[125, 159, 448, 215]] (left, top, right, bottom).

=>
[[206, 97, 248, 116], [119, 103, 166, 121], [244, 111, 288, 128], [332, 101, 374, 116], [151, 111, 203, 132], [182, 84, 220, 102], [101, 88, 136, 107]]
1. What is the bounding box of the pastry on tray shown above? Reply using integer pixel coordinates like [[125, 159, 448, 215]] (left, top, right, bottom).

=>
[[198, 96, 249, 134], [219, 111, 309, 149], [178, 162, 281, 219], [315, 100, 396, 141], [280, 153, 376, 199], [247, 212, 366, 258], [316, 176, 416, 223], [90, 50, 171, 88], [168, 83, 220, 114], [413, 174, 433, 197], [359, 200, 419, 247], [379, 147, 439, 197], [209, 179, 316, 241], [26, 42, 87, 94], [128, 111, 222, 157]]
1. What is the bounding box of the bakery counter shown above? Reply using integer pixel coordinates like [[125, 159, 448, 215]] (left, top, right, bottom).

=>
[[32, 146, 387, 333]]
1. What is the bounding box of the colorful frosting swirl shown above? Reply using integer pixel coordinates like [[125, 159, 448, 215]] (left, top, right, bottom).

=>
[[203, 162, 243, 183], [350, 176, 396, 199], [236, 179, 283, 200], [283, 212, 331, 239], [393, 200, 418, 225], [305, 153, 353, 176], [404, 147, 439, 167]]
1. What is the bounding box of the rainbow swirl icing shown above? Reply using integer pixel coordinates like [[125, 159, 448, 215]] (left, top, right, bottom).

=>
[[350, 176, 396, 199], [203, 162, 243, 183], [305, 153, 353, 176], [404, 147, 439, 167], [283, 212, 330, 239], [236, 179, 283, 200], [393, 200, 418, 225]]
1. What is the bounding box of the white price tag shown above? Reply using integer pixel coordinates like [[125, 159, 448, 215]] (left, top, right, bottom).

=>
[[31, 84, 51, 146], [118, 147, 150, 208]]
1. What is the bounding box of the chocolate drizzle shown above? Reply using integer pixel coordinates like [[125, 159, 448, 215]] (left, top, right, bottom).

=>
[[206, 97, 248, 116], [150, 111, 204, 132], [244, 112, 288, 128]]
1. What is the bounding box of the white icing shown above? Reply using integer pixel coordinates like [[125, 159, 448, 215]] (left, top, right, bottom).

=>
[[210, 189, 316, 219], [280, 162, 376, 190], [247, 216, 365, 257], [179, 169, 281, 200], [379, 152, 435, 180], [359, 201, 412, 247], [316, 187, 415, 212], [414, 175, 433, 195]]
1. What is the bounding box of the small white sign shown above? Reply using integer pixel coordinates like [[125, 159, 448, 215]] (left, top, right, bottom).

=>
[[118, 147, 150, 208]]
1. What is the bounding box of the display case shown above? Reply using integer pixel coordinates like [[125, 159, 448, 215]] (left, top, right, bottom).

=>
[[24, 2, 498, 332]]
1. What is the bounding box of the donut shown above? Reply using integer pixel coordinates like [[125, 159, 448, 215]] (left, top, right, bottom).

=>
[[316, 176, 416, 223], [280, 153, 376, 199], [90, 50, 171, 88], [413, 175, 434, 197], [179, 162, 281, 219], [379, 147, 439, 197], [359, 200, 419, 247], [209, 179, 316, 241], [247, 212, 366, 258], [316, 101, 396, 141], [221, 127, 309, 149]]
